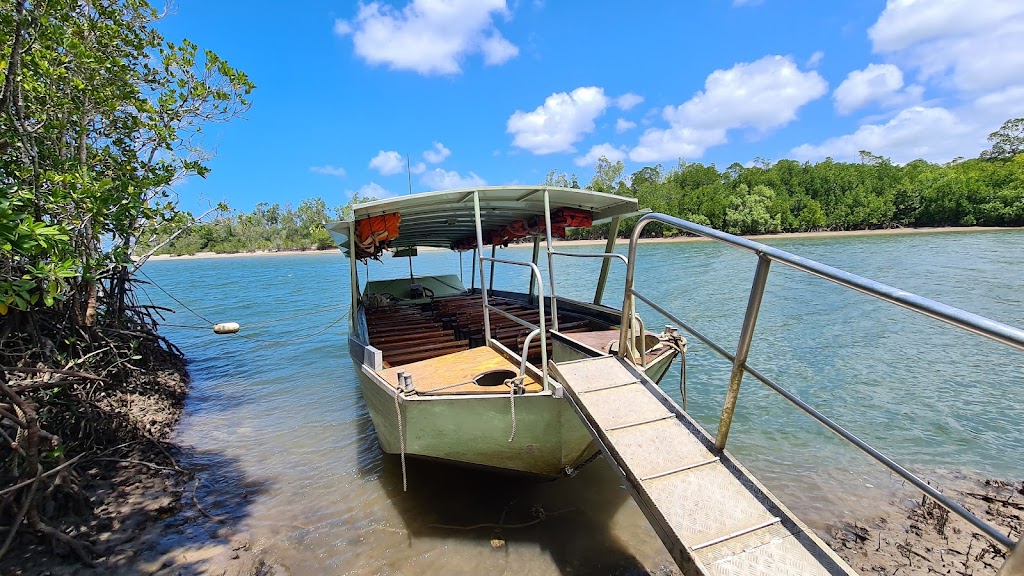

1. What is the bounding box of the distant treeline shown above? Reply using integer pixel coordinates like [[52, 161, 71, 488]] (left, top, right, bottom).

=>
[[559, 150, 1024, 240], [149, 197, 354, 254], [151, 119, 1024, 254]]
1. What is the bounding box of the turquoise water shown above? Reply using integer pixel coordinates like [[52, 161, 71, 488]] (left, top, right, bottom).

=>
[[143, 230, 1024, 574]]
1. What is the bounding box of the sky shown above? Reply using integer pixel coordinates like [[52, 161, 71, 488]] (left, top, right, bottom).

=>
[[155, 0, 1024, 213]]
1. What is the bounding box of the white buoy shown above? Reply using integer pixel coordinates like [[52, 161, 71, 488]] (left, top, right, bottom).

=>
[[213, 322, 240, 334]]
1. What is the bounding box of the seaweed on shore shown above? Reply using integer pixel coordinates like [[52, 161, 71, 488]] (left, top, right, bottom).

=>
[[827, 476, 1022, 575]]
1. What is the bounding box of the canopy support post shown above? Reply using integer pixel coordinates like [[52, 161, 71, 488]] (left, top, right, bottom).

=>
[[594, 215, 621, 305], [543, 188, 559, 331], [348, 220, 359, 331], [473, 192, 491, 346], [528, 236, 541, 304]]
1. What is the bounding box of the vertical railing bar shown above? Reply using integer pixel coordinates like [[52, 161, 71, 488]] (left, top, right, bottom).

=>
[[543, 188, 559, 331], [489, 244, 496, 294], [472, 192, 491, 347], [715, 255, 772, 450], [528, 236, 541, 304], [479, 256, 549, 391], [619, 216, 654, 358]]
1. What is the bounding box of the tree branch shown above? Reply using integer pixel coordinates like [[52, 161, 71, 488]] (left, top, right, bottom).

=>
[[130, 205, 219, 271]]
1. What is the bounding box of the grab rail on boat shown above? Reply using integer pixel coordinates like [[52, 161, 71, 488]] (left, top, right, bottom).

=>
[[479, 257, 549, 391], [617, 212, 1023, 552], [548, 251, 648, 363]]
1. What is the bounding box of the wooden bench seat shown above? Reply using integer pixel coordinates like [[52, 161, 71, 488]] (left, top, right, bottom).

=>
[[384, 340, 470, 365]]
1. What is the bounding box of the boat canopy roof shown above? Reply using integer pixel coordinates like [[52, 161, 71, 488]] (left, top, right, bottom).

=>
[[327, 185, 640, 251]]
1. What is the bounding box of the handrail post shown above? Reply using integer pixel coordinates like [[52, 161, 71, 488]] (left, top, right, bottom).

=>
[[528, 236, 540, 304], [594, 215, 621, 305], [488, 244, 496, 294], [543, 188, 559, 331], [715, 255, 772, 450], [619, 216, 653, 359], [472, 192, 491, 346]]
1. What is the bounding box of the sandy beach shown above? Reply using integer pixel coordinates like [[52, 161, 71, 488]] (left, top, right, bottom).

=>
[[143, 226, 1022, 261]]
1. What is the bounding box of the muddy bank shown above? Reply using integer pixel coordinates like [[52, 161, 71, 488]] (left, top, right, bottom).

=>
[[0, 366, 267, 576], [825, 473, 1022, 575]]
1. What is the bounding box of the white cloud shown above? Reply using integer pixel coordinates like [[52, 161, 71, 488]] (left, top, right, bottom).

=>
[[369, 150, 404, 175], [630, 55, 827, 162], [833, 63, 922, 115], [806, 51, 824, 68], [423, 141, 451, 164], [574, 143, 627, 167], [480, 33, 519, 66], [507, 86, 610, 154], [616, 93, 644, 110], [334, 0, 518, 75], [615, 118, 637, 133], [351, 182, 393, 200], [309, 165, 347, 177], [421, 168, 487, 189], [868, 0, 1024, 92], [790, 106, 977, 164], [973, 85, 1024, 121]]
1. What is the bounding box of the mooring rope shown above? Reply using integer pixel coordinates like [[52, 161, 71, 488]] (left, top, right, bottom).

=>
[[394, 386, 407, 492], [136, 269, 347, 343], [392, 375, 526, 491], [137, 269, 217, 325], [507, 376, 525, 442]]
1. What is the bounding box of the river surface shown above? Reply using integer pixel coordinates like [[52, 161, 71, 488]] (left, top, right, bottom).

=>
[[142, 230, 1024, 575]]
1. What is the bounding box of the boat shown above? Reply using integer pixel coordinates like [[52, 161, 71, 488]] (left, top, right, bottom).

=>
[[328, 186, 682, 477], [329, 189, 1024, 572]]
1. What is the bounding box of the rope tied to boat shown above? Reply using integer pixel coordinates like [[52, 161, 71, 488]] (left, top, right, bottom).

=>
[[661, 331, 689, 411], [387, 375, 524, 491], [506, 376, 525, 442], [394, 385, 407, 492]]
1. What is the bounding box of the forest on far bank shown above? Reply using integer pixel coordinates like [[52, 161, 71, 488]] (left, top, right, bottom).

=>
[[150, 119, 1024, 254]]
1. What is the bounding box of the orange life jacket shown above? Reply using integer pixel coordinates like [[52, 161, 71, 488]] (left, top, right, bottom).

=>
[[355, 213, 401, 259]]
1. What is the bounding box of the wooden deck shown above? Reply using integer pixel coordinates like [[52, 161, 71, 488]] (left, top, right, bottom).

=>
[[378, 346, 543, 395], [565, 329, 677, 365], [366, 293, 603, 367]]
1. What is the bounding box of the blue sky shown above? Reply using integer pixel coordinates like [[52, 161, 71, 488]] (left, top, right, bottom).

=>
[[157, 1, 1024, 213]]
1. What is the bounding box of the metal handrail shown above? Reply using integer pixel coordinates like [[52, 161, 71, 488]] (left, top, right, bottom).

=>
[[480, 256, 549, 390], [550, 250, 629, 267], [618, 212, 1021, 551]]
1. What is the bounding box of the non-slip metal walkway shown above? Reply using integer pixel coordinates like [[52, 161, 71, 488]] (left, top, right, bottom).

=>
[[551, 355, 857, 576]]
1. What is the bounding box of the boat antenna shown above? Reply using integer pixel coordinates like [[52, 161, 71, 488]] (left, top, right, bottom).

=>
[[406, 154, 413, 196]]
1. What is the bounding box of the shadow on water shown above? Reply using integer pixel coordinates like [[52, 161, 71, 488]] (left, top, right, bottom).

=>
[[354, 400, 674, 575]]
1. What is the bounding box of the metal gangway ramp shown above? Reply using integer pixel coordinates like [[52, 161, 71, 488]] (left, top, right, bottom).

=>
[[551, 355, 856, 576]]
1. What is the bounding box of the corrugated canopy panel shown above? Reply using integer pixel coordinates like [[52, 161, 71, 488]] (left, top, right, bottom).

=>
[[327, 186, 639, 250]]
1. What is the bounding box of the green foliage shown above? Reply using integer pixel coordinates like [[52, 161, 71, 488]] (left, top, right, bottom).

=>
[[725, 184, 781, 235], [149, 194, 375, 254], [554, 137, 1024, 241], [1, 0, 253, 322]]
